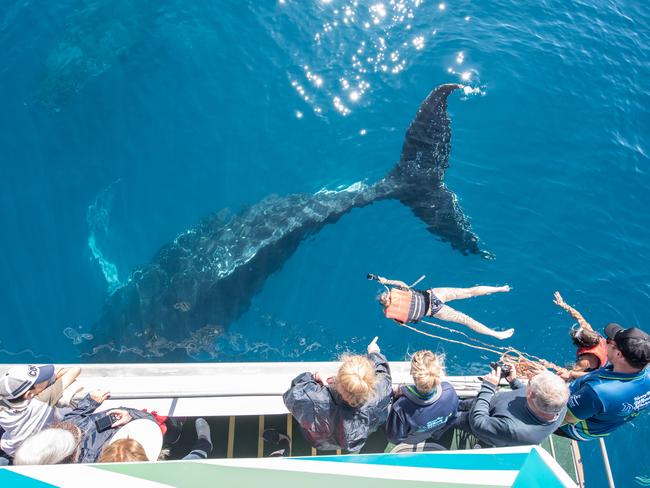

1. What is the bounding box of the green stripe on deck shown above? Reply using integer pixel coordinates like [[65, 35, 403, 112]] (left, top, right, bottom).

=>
[[94, 461, 500, 488]]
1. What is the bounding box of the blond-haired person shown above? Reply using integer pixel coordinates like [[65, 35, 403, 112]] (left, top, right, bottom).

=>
[[386, 351, 458, 444], [283, 337, 392, 452]]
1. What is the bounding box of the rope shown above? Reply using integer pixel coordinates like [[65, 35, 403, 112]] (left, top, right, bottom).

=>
[[400, 320, 563, 380], [420, 319, 512, 352], [499, 350, 562, 379], [398, 322, 506, 356]]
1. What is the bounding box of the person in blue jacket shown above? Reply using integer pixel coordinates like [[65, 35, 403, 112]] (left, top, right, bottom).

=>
[[559, 323, 650, 441], [386, 350, 458, 445]]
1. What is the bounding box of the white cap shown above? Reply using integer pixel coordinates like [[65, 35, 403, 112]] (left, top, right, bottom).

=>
[[0, 365, 55, 400]]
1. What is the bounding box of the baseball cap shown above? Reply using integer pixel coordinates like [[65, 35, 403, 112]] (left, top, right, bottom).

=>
[[109, 419, 163, 461], [605, 323, 650, 368], [0, 364, 55, 400]]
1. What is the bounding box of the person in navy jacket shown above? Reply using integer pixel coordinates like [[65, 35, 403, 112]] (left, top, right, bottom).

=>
[[386, 350, 458, 444]]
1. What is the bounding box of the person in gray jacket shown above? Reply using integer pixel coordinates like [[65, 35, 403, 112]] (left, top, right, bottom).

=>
[[283, 337, 392, 452], [452, 365, 569, 447]]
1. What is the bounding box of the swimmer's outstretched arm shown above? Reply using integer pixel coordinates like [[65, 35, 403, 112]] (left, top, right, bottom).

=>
[[377, 276, 409, 288], [553, 291, 593, 331]]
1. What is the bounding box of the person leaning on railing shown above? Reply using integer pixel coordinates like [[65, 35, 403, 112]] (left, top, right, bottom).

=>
[[385, 350, 458, 445], [446, 363, 569, 447], [558, 323, 650, 441], [282, 336, 392, 453], [0, 364, 81, 460], [13, 389, 154, 465]]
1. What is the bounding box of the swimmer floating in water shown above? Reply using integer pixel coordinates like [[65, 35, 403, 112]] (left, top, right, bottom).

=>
[[369, 274, 514, 340]]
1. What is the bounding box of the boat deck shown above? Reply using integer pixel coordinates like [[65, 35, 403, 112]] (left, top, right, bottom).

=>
[[0, 362, 584, 486]]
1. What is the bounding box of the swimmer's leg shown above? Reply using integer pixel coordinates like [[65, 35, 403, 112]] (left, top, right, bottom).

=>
[[432, 285, 510, 303], [432, 304, 514, 340]]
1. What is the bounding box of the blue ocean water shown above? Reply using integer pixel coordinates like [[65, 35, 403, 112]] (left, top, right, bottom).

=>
[[1, 0, 648, 484]]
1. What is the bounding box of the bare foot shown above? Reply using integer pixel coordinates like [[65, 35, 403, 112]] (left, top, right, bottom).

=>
[[493, 328, 514, 340]]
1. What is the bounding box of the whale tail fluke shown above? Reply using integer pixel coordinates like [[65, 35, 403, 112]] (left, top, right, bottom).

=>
[[389, 83, 485, 256]]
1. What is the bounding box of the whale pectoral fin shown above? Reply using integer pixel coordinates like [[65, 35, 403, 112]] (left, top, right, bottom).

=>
[[399, 184, 487, 256]]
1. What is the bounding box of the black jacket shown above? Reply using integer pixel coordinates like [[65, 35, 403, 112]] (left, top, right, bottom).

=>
[[283, 352, 392, 452], [63, 395, 154, 463]]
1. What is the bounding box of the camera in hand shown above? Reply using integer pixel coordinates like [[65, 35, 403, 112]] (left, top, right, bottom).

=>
[[94, 412, 120, 432], [490, 361, 513, 379], [367, 273, 379, 281]]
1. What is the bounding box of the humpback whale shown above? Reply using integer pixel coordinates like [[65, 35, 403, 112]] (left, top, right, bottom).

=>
[[87, 83, 484, 358]]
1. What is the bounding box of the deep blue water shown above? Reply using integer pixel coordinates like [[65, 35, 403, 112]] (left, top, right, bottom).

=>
[[1, 0, 649, 484]]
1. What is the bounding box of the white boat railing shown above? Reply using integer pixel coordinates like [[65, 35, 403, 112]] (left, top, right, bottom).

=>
[[1, 362, 484, 417]]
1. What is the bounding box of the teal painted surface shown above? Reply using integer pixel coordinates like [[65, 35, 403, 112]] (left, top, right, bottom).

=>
[[300, 451, 527, 471], [512, 449, 565, 488], [0, 469, 57, 488]]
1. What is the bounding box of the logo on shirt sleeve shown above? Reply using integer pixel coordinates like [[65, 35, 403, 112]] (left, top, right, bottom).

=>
[[633, 392, 650, 411], [568, 394, 581, 408]]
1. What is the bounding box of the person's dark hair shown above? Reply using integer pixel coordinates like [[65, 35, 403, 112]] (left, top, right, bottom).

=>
[[570, 327, 600, 348], [622, 354, 649, 370]]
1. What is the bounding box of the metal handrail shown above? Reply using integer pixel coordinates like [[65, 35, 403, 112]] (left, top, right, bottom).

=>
[[599, 438, 616, 488]]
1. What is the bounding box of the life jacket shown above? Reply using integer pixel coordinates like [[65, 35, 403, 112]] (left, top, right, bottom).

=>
[[384, 288, 426, 324], [576, 337, 607, 370]]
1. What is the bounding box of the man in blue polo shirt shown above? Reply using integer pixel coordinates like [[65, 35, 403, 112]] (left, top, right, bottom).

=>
[[559, 323, 650, 441]]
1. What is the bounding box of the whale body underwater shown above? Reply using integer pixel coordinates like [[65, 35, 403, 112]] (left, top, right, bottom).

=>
[[86, 83, 485, 359]]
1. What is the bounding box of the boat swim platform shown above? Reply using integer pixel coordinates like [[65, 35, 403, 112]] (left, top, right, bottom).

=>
[[0, 362, 584, 486], [0, 446, 577, 488]]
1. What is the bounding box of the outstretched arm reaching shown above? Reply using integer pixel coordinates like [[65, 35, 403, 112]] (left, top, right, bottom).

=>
[[553, 292, 593, 331], [377, 276, 409, 288]]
